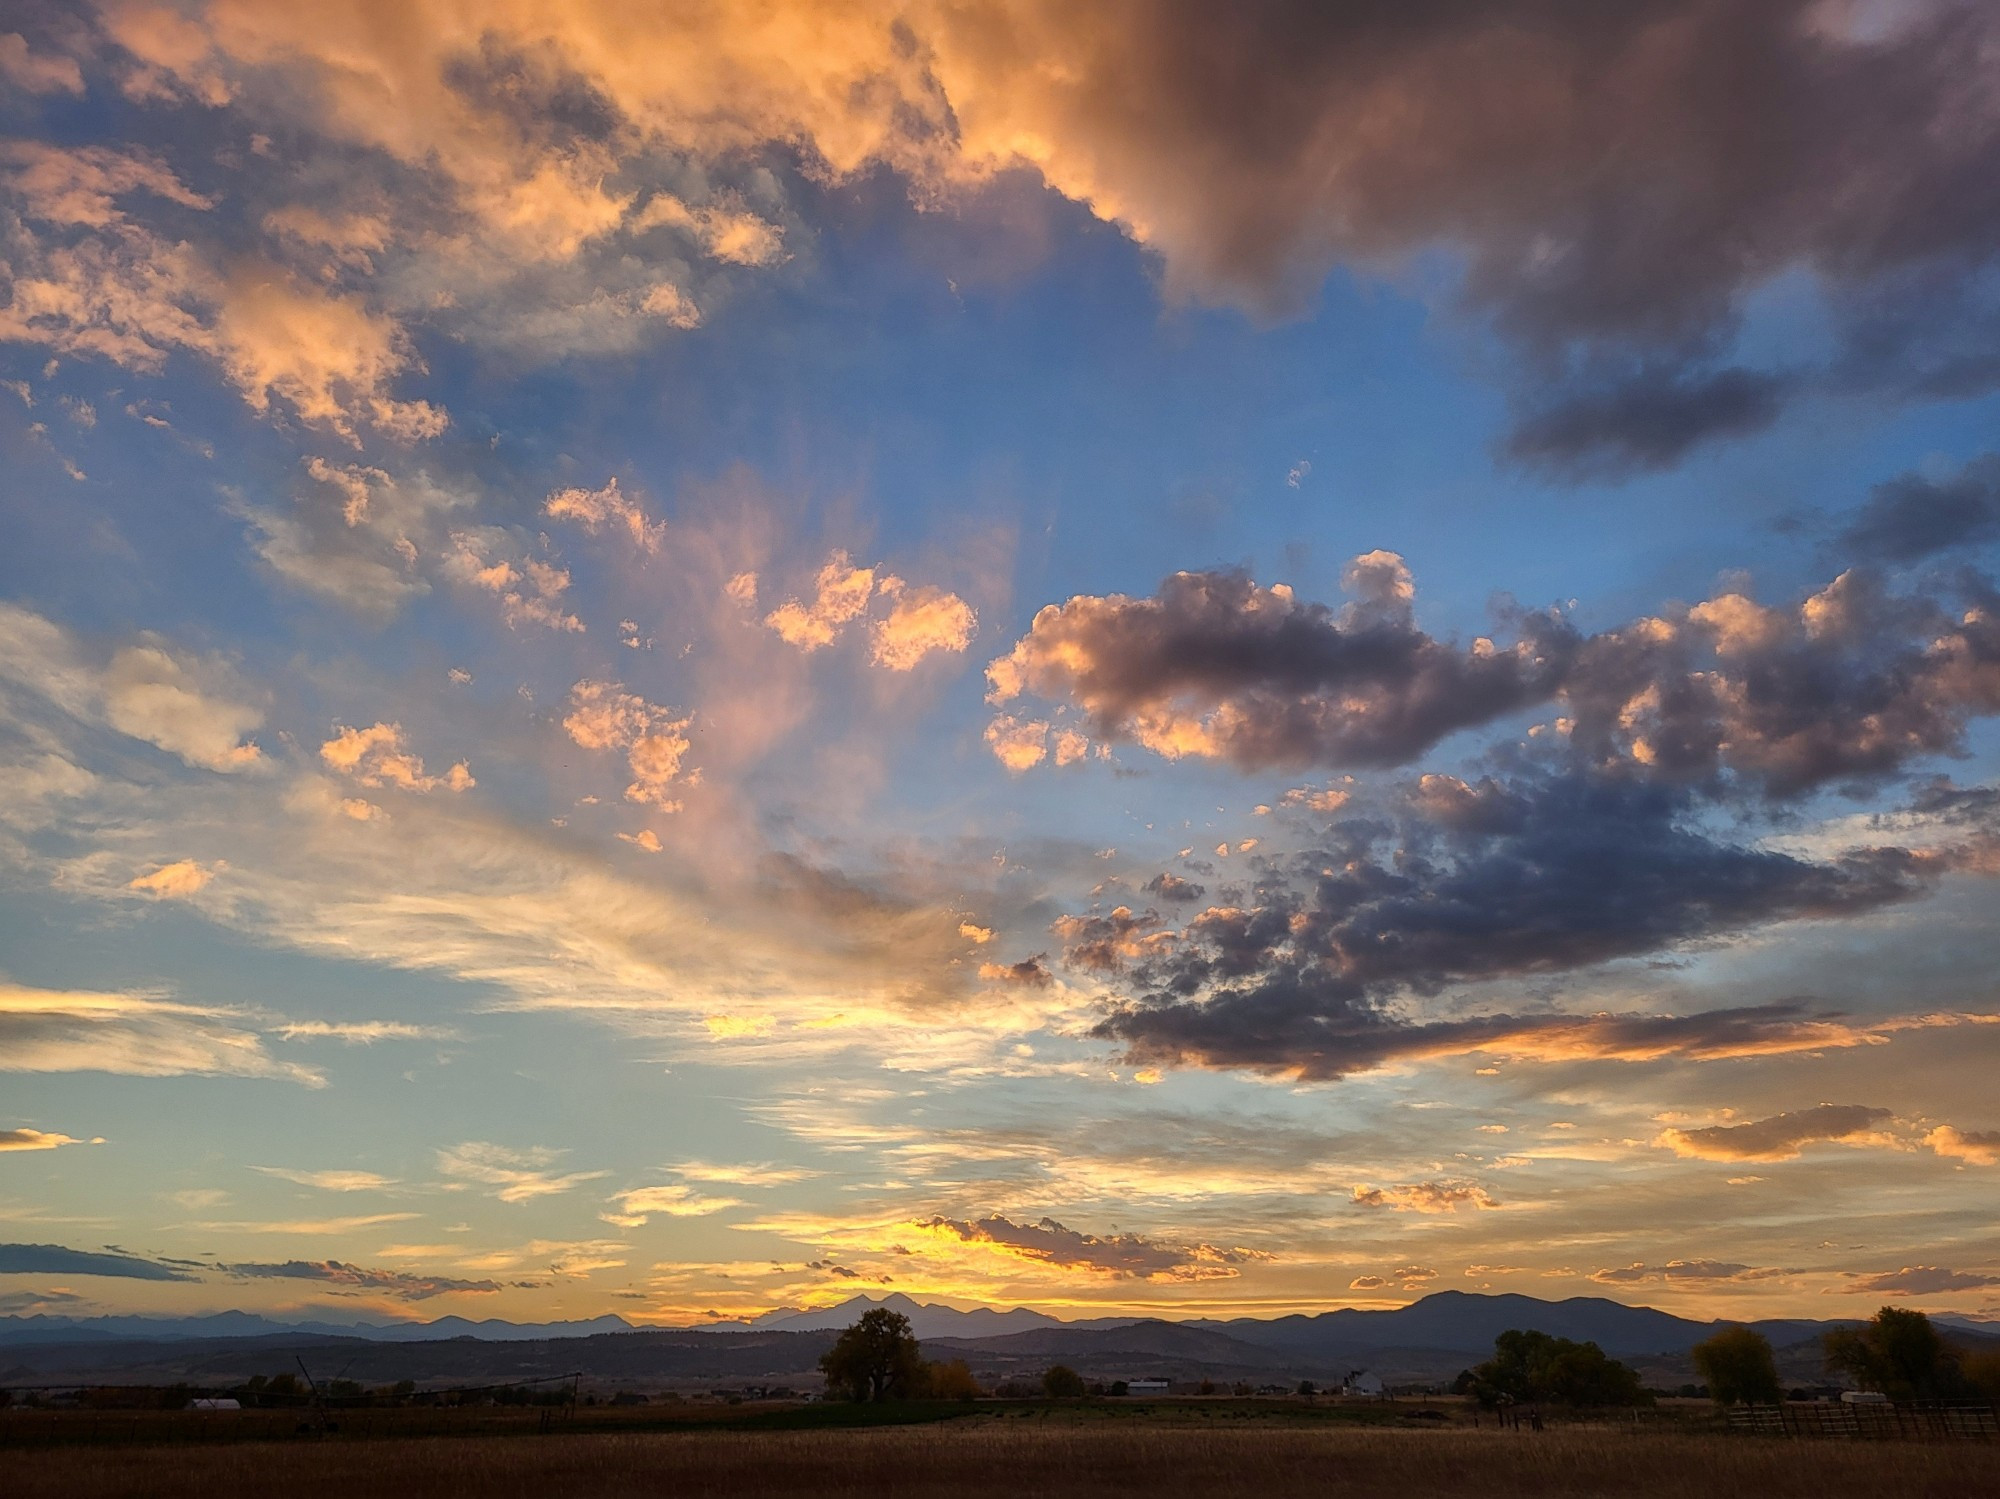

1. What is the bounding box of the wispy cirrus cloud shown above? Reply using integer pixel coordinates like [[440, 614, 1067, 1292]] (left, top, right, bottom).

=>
[[436, 1142, 605, 1204]]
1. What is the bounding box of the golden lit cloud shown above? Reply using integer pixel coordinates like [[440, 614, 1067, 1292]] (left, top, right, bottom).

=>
[[319, 722, 473, 793], [127, 858, 214, 900]]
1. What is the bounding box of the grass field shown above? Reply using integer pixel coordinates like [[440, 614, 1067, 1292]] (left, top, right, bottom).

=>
[[6, 1416, 1998, 1498]]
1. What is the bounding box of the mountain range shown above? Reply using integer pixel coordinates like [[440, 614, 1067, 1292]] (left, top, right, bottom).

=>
[[6, 1289, 1990, 1352]]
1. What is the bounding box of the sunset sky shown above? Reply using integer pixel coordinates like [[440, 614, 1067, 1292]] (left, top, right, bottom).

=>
[[3, 1, 1999, 1330]]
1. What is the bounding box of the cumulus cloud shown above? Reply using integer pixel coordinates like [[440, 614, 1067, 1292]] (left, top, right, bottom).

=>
[[0, 1242, 196, 1282], [0, 982, 322, 1085], [226, 1259, 501, 1300], [1656, 1104, 1895, 1162], [435, 1142, 605, 1204], [79, 2, 2000, 464], [988, 560, 1567, 772], [0, 147, 441, 438], [320, 723, 473, 793], [1925, 1125, 2000, 1166], [544, 477, 663, 553], [921, 1214, 1264, 1280], [1351, 1181, 1498, 1214], [1082, 760, 1953, 1080], [238, 461, 471, 617], [991, 556, 2000, 795], [762, 552, 976, 669], [1844, 1266, 2000, 1296], [763, 551, 880, 651], [0, 605, 265, 774], [442, 529, 584, 632], [127, 858, 215, 899], [561, 679, 694, 811], [869, 582, 978, 670]]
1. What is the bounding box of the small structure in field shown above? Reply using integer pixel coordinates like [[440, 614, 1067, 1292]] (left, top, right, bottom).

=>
[[1124, 1378, 1170, 1395], [1343, 1370, 1386, 1398]]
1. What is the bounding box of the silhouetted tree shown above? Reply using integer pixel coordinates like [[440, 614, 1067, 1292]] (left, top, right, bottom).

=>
[[1823, 1307, 1965, 1401], [1467, 1329, 1649, 1408], [819, 1307, 924, 1401], [1692, 1326, 1782, 1406], [1042, 1364, 1086, 1398]]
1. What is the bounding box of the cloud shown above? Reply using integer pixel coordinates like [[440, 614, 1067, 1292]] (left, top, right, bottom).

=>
[[0, 1242, 195, 1281], [250, 1167, 398, 1192], [127, 858, 215, 899], [1838, 453, 2000, 563], [237, 462, 471, 617], [1591, 1260, 1782, 1285], [0, 34, 84, 96], [0, 981, 322, 1086], [869, 583, 978, 670], [271, 1020, 456, 1043], [764, 551, 879, 652], [1083, 760, 1950, 1080], [89, 1, 2000, 462], [978, 955, 1054, 988], [1351, 1181, 1498, 1214], [226, 1259, 501, 1300], [561, 680, 694, 811], [601, 1184, 744, 1228], [672, 1162, 819, 1187], [544, 477, 663, 553], [0, 1128, 93, 1152], [0, 605, 264, 773], [1350, 1264, 1438, 1290], [1656, 1104, 1896, 1162], [1503, 366, 1789, 478], [1925, 1125, 2000, 1167], [212, 269, 446, 441], [442, 529, 584, 633], [0, 149, 440, 438], [991, 556, 2000, 795], [988, 559, 1568, 772], [319, 723, 473, 794], [100, 643, 265, 772], [762, 552, 975, 669], [1845, 1266, 2000, 1296], [435, 1142, 606, 1204], [920, 1214, 1265, 1281]]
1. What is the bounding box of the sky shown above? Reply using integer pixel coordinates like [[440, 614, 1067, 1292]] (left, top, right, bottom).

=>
[[2, 0, 1999, 1331]]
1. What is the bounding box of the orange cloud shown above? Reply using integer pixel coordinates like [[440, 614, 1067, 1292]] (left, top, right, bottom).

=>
[[1925, 1125, 2000, 1166], [562, 680, 693, 812], [319, 722, 473, 793], [127, 858, 214, 899]]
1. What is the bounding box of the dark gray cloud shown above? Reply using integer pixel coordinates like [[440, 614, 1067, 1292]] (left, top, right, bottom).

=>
[[226, 1260, 501, 1300], [1656, 1104, 1895, 1161], [989, 560, 1578, 773], [1502, 366, 1789, 477], [1079, 760, 1956, 1079], [0, 1242, 197, 1281], [923, 1214, 1264, 1281], [994, 557, 2000, 796], [962, 1, 2000, 468], [1838, 454, 2000, 562]]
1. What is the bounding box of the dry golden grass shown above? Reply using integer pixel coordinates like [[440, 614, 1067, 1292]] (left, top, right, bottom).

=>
[[7, 1420, 1999, 1499]]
